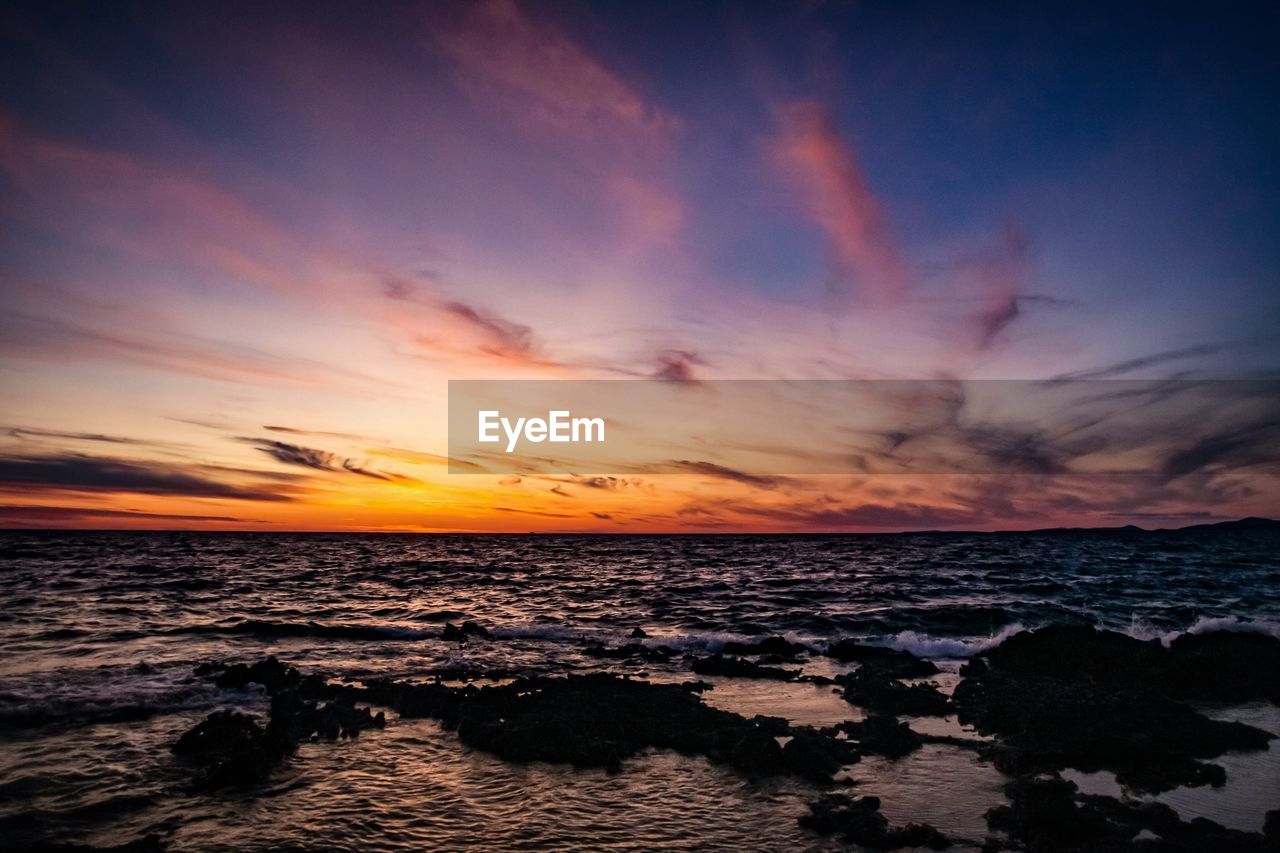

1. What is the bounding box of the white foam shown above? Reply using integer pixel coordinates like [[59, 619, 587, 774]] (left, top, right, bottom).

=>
[[876, 623, 1028, 659]]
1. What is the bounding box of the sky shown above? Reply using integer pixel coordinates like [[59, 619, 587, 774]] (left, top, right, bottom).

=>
[[0, 0, 1277, 532]]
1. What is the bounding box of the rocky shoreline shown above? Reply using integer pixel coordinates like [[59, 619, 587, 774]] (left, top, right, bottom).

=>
[[23, 625, 1280, 852]]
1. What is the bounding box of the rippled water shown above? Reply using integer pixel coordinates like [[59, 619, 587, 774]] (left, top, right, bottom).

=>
[[1, 530, 1277, 850]]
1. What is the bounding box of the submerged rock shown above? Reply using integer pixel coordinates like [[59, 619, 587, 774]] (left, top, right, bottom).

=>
[[781, 726, 862, 783], [800, 794, 950, 849], [171, 709, 282, 788], [837, 666, 950, 716], [234, 661, 859, 784], [182, 663, 385, 787], [720, 636, 810, 658], [954, 627, 1276, 793], [690, 654, 798, 680], [583, 642, 674, 663], [629, 627, 648, 639], [987, 775, 1272, 852], [835, 713, 923, 758], [441, 620, 492, 641], [446, 673, 854, 781], [826, 640, 939, 677]]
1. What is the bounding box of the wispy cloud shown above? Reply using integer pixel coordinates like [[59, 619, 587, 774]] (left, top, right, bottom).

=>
[[426, 0, 678, 155], [0, 453, 296, 501], [773, 101, 908, 305], [667, 460, 783, 490], [0, 504, 255, 525], [239, 438, 410, 482]]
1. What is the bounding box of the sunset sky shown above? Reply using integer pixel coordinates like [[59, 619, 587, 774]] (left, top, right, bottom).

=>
[[1, 1, 1277, 531]]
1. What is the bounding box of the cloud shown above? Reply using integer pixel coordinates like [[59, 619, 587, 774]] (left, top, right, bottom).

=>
[[773, 101, 908, 305], [961, 224, 1032, 351], [240, 438, 408, 481], [427, 0, 678, 156], [569, 475, 645, 491], [492, 506, 576, 518], [0, 453, 295, 501], [0, 504, 254, 525], [3, 426, 151, 445], [263, 425, 375, 441], [738, 500, 985, 531], [0, 313, 399, 392], [1159, 420, 1279, 480], [667, 460, 782, 490], [1051, 344, 1228, 381], [441, 300, 535, 359], [653, 350, 704, 381]]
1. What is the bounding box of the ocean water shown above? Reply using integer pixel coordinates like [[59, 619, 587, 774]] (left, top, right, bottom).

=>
[[1, 530, 1278, 850]]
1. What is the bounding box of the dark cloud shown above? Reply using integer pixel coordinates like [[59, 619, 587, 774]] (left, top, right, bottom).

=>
[[549, 484, 571, 497], [590, 511, 613, 519], [739, 501, 984, 530], [240, 438, 406, 481], [3, 426, 150, 445], [442, 300, 534, 358], [0, 504, 253, 524], [570, 475, 644, 490], [1051, 344, 1227, 381], [668, 460, 781, 489], [492, 506, 576, 518], [653, 350, 703, 381], [959, 425, 1071, 475], [1159, 420, 1279, 480], [263, 425, 374, 441], [975, 294, 1020, 351], [0, 454, 294, 501]]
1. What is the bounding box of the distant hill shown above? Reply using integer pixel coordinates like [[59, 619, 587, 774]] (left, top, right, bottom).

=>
[[1009, 517, 1280, 536], [1171, 517, 1280, 533]]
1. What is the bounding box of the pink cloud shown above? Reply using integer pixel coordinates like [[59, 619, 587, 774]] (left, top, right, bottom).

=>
[[426, 0, 679, 157], [773, 101, 909, 305]]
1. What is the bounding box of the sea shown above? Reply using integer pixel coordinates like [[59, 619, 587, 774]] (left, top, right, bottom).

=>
[[2, 530, 1278, 851]]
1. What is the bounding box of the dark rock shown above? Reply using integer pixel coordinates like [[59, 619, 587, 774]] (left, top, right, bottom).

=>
[[1265, 808, 1279, 845], [193, 660, 858, 785], [203, 657, 295, 691], [583, 642, 674, 663], [721, 636, 810, 658], [836, 713, 923, 758], [837, 666, 950, 716], [1162, 630, 1280, 704], [827, 640, 939, 676], [800, 794, 950, 849], [449, 673, 814, 779], [954, 628, 1276, 793], [690, 654, 798, 681], [182, 661, 385, 787], [630, 627, 648, 639], [781, 727, 861, 782], [972, 625, 1280, 705], [171, 709, 283, 788], [442, 620, 491, 641], [987, 775, 1271, 852]]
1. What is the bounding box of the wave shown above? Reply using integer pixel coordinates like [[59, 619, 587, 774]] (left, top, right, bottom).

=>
[[873, 623, 1028, 659], [0, 663, 251, 732], [1125, 614, 1280, 645], [871, 615, 1280, 661], [171, 619, 437, 641]]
